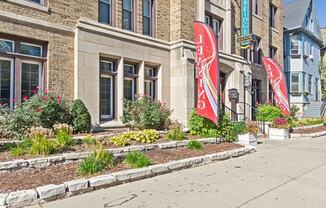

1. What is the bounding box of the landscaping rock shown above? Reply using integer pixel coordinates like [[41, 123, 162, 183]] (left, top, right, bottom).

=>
[[36, 184, 66, 200], [128, 145, 145, 152], [111, 170, 131, 182], [144, 144, 159, 151], [198, 138, 216, 144], [63, 153, 80, 160], [0, 160, 29, 171], [28, 158, 50, 168], [47, 156, 64, 163], [0, 193, 8, 206], [166, 159, 190, 170], [64, 179, 89, 193], [6, 189, 37, 206], [176, 141, 188, 147], [127, 168, 152, 181], [88, 175, 116, 188], [108, 148, 125, 155], [76, 152, 92, 159], [149, 164, 170, 175], [159, 141, 177, 149]]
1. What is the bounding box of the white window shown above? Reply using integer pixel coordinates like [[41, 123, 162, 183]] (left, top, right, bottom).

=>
[[302, 73, 306, 92], [291, 35, 300, 55], [0, 58, 14, 109], [100, 60, 113, 72], [21, 61, 42, 99], [99, 0, 112, 25], [26, 0, 45, 5]]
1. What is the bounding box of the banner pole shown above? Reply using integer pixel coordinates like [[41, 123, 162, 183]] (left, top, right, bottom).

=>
[[216, 34, 220, 127]]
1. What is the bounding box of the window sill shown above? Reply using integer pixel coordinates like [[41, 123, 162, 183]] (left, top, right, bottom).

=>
[[6, 0, 49, 12], [270, 27, 279, 34], [252, 14, 263, 21]]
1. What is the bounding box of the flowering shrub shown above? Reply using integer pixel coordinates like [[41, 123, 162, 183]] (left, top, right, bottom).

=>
[[2, 90, 71, 139], [122, 96, 172, 130], [234, 121, 259, 135], [271, 118, 291, 129], [256, 104, 283, 122]]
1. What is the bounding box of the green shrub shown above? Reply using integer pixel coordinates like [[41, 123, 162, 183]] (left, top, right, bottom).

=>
[[78, 147, 115, 175], [188, 110, 237, 142], [122, 96, 172, 130], [166, 128, 186, 141], [123, 151, 151, 168], [54, 124, 74, 148], [71, 99, 92, 133], [28, 126, 56, 155], [2, 90, 71, 139], [9, 138, 32, 156], [110, 135, 131, 146], [187, 140, 203, 150], [256, 104, 283, 122], [233, 122, 247, 135], [110, 130, 160, 146], [324, 121, 326, 127], [83, 135, 98, 145], [10, 146, 26, 157], [137, 129, 160, 143], [189, 109, 219, 137]]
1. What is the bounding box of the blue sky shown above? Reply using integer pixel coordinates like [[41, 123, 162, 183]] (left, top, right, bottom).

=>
[[285, 0, 326, 28]]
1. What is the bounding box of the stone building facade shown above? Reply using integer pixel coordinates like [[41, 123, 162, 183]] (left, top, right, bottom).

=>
[[0, 0, 283, 127]]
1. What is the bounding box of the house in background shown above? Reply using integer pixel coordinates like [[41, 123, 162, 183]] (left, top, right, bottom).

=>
[[284, 0, 324, 117], [321, 28, 326, 94]]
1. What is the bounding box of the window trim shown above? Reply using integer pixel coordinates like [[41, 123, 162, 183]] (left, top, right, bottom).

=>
[[6, 0, 49, 12], [269, 4, 277, 29], [253, 0, 262, 17], [99, 0, 113, 26], [123, 77, 136, 101], [290, 35, 300, 56], [143, 0, 153, 36], [100, 60, 114, 72], [291, 73, 300, 93]]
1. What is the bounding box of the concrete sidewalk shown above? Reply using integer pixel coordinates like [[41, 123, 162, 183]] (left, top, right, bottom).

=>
[[29, 137, 326, 208]]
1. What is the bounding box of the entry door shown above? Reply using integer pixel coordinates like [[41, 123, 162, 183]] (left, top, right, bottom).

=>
[[100, 75, 113, 120], [0, 58, 13, 109]]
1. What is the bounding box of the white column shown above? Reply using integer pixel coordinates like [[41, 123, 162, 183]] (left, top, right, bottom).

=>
[[117, 57, 124, 122], [225, 0, 232, 54], [157, 64, 163, 101], [138, 61, 145, 96]]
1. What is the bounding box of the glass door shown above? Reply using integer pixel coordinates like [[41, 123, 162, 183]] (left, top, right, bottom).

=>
[[100, 75, 114, 120], [0, 58, 13, 109]]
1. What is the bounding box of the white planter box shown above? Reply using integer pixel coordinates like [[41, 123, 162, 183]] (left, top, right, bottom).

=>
[[269, 128, 289, 140], [264, 122, 272, 135], [238, 133, 257, 146]]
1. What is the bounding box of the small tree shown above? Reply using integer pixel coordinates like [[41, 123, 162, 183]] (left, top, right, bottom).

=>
[[71, 99, 92, 133], [256, 104, 283, 122]]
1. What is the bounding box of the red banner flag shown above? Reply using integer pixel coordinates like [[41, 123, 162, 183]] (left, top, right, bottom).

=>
[[194, 21, 219, 124], [262, 57, 291, 116]]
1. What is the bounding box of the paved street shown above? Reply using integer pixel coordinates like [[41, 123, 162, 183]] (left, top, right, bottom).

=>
[[31, 137, 326, 208]]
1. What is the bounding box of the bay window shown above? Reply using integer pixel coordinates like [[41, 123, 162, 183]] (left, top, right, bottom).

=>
[[291, 35, 300, 55]]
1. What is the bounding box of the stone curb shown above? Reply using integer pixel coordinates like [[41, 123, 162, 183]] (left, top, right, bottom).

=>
[[0, 138, 221, 172], [290, 131, 326, 139], [292, 124, 323, 130], [0, 145, 255, 208]]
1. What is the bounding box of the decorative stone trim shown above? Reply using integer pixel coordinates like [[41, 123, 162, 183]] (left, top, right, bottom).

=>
[[0, 146, 255, 208], [290, 131, 326, 139], [0, 138, 221, 172], [292, 124, 323, 130]]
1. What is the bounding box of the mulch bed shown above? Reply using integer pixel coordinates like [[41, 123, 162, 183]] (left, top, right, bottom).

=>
[[0, 135, 201, 162], [292, 126, 326, 134], [0, 142, 242, 193]]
